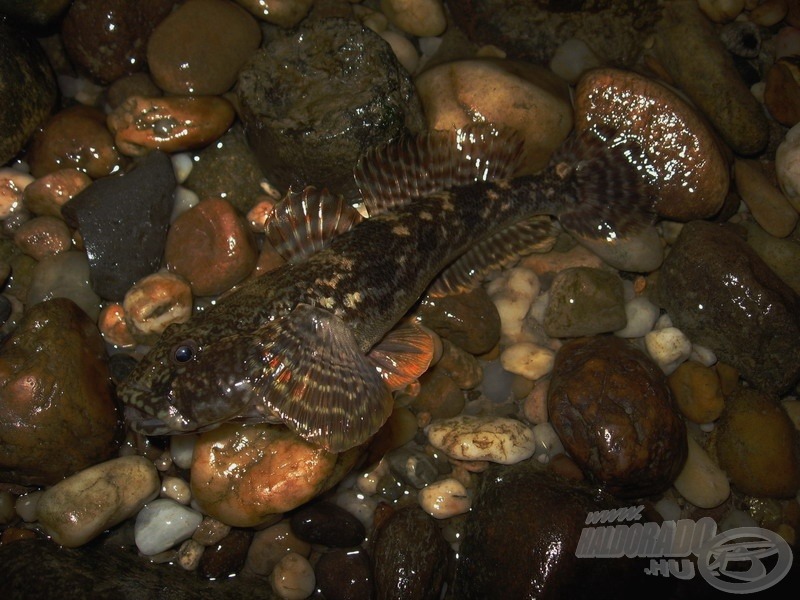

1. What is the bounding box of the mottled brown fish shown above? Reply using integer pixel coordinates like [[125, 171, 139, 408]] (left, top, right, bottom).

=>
[[119, 125, 653, 452]]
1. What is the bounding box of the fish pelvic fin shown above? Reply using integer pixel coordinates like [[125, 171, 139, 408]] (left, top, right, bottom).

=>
[[252, 304, 393, 453], [355, 123, 525, 216], [265, 187, 364, 263], [554, 126, 656, 241], [367, 322, 437, 390]]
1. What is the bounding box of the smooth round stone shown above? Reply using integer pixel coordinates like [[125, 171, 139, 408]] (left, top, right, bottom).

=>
[[13, 216, 71, 260], [776, 121, 800, 212], [135, 498, 203, 556], [410, 366, 465, 419], [23, 168, 91, 218], [37, 456, 160, 548], [644, 326, 693, 375], [26, 105, 123, 179], [574, 67, 729, 221], [668, 360, 725, 424], [381, 0, 446, 37], [147, 0, 261, 95], [165, 198, 257, 297], [487, 266, 540, 342], [26, 251, 101, 321], [735, 159, 798, 238], [243, 520, 311, 578], [271, 552, 315, 600], [122, 271, 192, 342], [548, 336, 687, 498], [716, 388, 800, 498], [289, 501, 366, 548], [614, 295, 659, 338], [170, 434, 197, 470], [765, 57, 800, 127], [572, 224, 664, 273], [426, 416, 536, 465], [334, 489, 379, 531], [415, 58, 572, 174], [435, 339, 482, 390], [314, 547, 374, 600], [386, 447, 439, 489], [199, 528, 253, 579], [61, 0, 176, 84], [234, 0, 313, 27], [480, 359, 516, 404], [743, 220, 800, 296], [500, 342, 555, 381], [419, 478, 470, 519], [0, 21, 57, 165], [673, 435, 730, 509], [160, 476, 192, 505], [543, 267, 626, 338]]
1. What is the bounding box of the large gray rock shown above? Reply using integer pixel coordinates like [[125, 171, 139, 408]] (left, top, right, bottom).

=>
[[237, 17, 424, 198], [657, 221, 800, 394]]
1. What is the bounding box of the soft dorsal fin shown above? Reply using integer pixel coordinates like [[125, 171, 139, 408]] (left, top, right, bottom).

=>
[[355, 123, 525, 217], [265, 187, 364, 263], [367, 322, 437, 391], [249, 303, 393, 453], [427, 215, 557, 297]]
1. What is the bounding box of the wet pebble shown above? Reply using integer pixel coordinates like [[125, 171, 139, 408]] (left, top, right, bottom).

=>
[[426, 415, 536, 465], [62, 150, 175, 300], [13, 215, 71, 260], [37, 455, 159, 548], [415, 58, 572, 174], [198, 528, 253, 579], [418, 477, 470, 519], [615, 295, 659, 338], [314, 547, 374, 600], [26, 105, 123, 179], [499, 342, 554, 381], [548, 336, 687, 497], [243, 520, 311, 578], [742, 220, 800, 295], [413, 287, 500, 355], [734, 158, 798, 238], [410, 365, 465, 420], [644, 326, 693, 375], [386, 447, 439, 489], [25, 250, 101, 320], [271, 552, 315, 600], [657, 220, 800, 394], [122, 271, 192, 342], [146, 0, 260, 95], [543, 267, 626, 337], [61, 0, 176, 84], [135, 498, 204, 556], [382, 0, 446, 37], [290, 500, 366, 548], [23, 168, 91, 218], [668, 360, 725, 424], [235, 0, 313, 27], [673, 435, 730, 509], [165, 198, 257, 296], [0, 298, 118, 487], [238, 17, 424, 197], [715, 388, 800, 498], [371, 506, 449, 600], [486, 266, 540, 343]]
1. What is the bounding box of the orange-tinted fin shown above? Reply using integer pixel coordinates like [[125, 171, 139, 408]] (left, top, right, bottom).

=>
[[355, 123, 525, 217], [265, 187, 364, 263], [367, 322, 436, 390], [250, 303, 393, 452], [554, 126, 656, 241], [427, 215, 557, 297]]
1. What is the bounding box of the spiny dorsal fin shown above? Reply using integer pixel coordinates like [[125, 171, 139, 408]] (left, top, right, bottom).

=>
[[265, 187, 364, 263], [367, 322, 436, 390], [427, 216, 557, 297], [555, 126, 656, 240], [251, 303, 392, 453], [355, 123, 525, 217]]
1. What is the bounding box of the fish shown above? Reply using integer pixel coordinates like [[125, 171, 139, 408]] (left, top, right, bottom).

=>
[[119, 124, 654, 453]]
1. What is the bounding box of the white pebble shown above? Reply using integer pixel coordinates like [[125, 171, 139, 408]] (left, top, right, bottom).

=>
[[355, 459, 389, 496], [170, 434, 197, 470], [171, 185, 200, 221], [644, 326, 692, 374], [135, 498, 203, 556], [776, 121, 800, 212], [673, 436, 730, 509], [718, 509, 758, 532], [654, 312, 674, 330], [419, 478, 470, 519], [37, 456, 160, 548], [170, 152, 194, 184], [270, 552, 316, 600], [488, 267, 540, 342], [161, 476, 192, 505], [15, 491, 43, 523], [380, 30, 419, 73], [690, 344, 717, 367], [335, 489, 378, 530], [614, 296, 659, 338], [177, 538, 205, 571], [549, 38, 603, 84], [532, 422, 565, 461], [653, 496, 682, 522], [426, 415, 536, 464], [500, 342, 555, 381]]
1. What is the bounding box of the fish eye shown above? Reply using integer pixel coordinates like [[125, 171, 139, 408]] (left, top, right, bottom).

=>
[[171, 340, 198, 365]]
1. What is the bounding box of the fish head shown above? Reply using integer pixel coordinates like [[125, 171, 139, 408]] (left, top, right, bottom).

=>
[[119, 322, 261, 436]]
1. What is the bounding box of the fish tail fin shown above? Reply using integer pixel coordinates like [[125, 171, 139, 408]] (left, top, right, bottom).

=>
[[553, 127, 656, 240]]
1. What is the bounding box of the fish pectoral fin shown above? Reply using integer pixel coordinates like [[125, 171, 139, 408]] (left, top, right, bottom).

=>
[[252, 303, 392, 453], [265, 187, 363, 263], [355, 124, 525, 217], [427, 215, 557, 297], [367, 322, 437, 391]]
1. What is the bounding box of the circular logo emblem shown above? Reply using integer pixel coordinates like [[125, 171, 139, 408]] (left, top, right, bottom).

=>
[[697, 527, 793, 594]]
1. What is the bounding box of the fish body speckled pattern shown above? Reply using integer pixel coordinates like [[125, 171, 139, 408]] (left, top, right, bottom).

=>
[[119, 126, 653, 452]]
